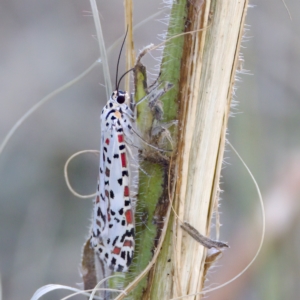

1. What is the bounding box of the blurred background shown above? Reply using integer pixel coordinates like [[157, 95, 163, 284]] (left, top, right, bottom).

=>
[[0, 0, 299, 299]]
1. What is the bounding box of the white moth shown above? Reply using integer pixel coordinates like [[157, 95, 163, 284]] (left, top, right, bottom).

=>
[[88, 26, 141, 272], [91, 89, 136, 272]]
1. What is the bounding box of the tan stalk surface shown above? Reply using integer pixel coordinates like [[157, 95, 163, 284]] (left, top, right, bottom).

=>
[[172, 1, 248, 299]]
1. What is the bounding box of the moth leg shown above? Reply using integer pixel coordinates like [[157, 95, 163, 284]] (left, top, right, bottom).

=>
[[122, 133, 150, 176], [147, 82, 171, 121], [130, 92, 135, 112], [151, 120, 178, 149]]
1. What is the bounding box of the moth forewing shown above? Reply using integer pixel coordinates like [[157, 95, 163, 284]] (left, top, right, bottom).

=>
[[91, 91, 136, 272]]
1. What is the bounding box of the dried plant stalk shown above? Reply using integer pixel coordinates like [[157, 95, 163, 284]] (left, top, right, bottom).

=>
[[148, 0, 248, 299]]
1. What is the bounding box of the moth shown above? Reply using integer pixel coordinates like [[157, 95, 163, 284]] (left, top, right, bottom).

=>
[[90, 30, 137, 272], [91, 89, 135, 272]]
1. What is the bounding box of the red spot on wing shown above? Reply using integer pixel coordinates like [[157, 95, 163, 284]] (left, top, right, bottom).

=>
[[107, 212, 111, 222], [123, 240, 133, 247], [124, 186, 129, 197], [96, 196, 100, 203], [125, 210, 133, 224], [105, 138, 110, 145], [121, 153, 127, 168], [112, 247, 121, 255], [118, 134, 124, 143], [105, 190, 109, 198]]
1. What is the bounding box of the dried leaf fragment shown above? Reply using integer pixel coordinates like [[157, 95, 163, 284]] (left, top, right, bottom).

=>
[[181, 222, 229, 249]]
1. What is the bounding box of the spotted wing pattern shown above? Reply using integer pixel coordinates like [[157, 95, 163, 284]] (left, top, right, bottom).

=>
[[91, 91, 135, 272]]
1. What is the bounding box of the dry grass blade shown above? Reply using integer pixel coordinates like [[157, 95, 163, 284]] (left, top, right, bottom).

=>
[[89, 0, 111, 97]]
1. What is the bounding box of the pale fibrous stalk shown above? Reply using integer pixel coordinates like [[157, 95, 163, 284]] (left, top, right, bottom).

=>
[[144, 0, 249, 299]]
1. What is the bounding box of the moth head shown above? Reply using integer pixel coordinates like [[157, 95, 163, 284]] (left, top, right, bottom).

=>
[[112, 90, 129, 105]]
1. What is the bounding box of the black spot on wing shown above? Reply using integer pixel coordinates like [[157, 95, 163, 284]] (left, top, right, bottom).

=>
[[118, 178, 123, 185], [122, 170, 129, 177], [121, 251, 126, 260], [114, 154, 119, 159], [116, 265, 124, 272], [110, 190, 114, 199], [127, 251, 133, 266], [111, 257, 116, 265], [99, 209, 106, 223], [105, 109, 116, 119], [112, 236, 118, 246], [120, 228, 134, 243]]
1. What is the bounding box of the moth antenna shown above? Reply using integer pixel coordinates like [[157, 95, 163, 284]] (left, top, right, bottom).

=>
[[115, 26, 129, 92], [117, 68, 134, 92]]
